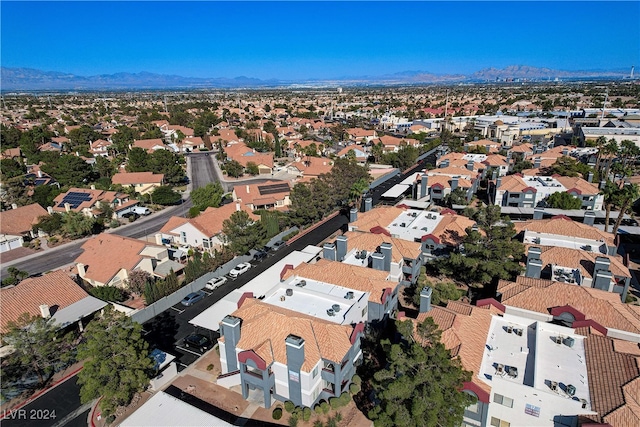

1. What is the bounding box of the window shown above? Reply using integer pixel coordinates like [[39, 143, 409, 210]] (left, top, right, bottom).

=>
[[180, 231, 187, 244], [466, 400, 479, 413], [312, 366, 318, 378], [361, 306, 368, 317], [490, 417, 510, 427], [203, 238, 210, 249], [493, 393, 514, 408], [509, 193, 519, 198]]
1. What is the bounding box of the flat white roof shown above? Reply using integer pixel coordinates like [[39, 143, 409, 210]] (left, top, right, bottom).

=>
[[120, 391, 234, 427], [522, 230, 607, 254], [381, 184, 410, 199], [387, 209, 443, 241], [262, 277, 366, 323], [190, 246, 321, 331]]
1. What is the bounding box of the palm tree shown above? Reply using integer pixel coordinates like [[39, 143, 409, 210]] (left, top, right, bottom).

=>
[[593, 136, 607, 174], [600, 180, 618, 233], [612, 183, 639, 235]]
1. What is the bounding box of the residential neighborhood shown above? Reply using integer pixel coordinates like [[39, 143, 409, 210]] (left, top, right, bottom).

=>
[[1, 80, 640, 427]]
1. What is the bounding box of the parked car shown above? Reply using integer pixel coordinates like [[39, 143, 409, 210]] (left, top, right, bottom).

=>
[[183, 333, 212, 353], [205, 276, 227, 290], [122, 212, 139, 221], [181, 292, 204, 307], [253, 249, 268, 261], [271, 240, 286, 251], [229, 262, 251, 278]]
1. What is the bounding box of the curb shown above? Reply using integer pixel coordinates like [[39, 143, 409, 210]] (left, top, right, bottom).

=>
[[0, 367, 83, 420], [89, 397, 103, 427]]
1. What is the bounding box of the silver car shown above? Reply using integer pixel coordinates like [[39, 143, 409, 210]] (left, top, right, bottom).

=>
[[205, 276, 227, 290]]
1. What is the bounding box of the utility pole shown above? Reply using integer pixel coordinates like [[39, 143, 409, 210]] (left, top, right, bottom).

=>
[[600, 90, 608, 120]]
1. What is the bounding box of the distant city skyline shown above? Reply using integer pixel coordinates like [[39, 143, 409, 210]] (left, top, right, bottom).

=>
[[2, 1, 638, 80]]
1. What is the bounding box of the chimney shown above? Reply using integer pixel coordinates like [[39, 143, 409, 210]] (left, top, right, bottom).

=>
[[594, 256, 610, 274], [562, 148, 569, 156], [364, 197, 373, 212], [441, 159, 450, 168], [349, 207, 358, 223], [336, 235, 348, 261], [64, 203, 71, 212], [451, 177, 459, 191], [527, 246, 542, 264], [583, 211, 596, 226], [285, 335, 305, 406], [534, 158, 541, 169], [599, 180, 606, 190], [496, 177, 502, 189], [246, 185, 250, 193], [533, 208, 544, 220], [235, 201, 241, 211], [593, 269, 613, 291], [419, 287, 432, 313], [420, 174, 428, 198], [39, 304, 51, 319], [466, 160, 474, 171], [90, 184, 96, 190], [587, 172, 594, 183], [11, 203, 18, 210], [525, 257, 543, 279], [491, 169, 498, 181], [220, 316, 242, 373], [47, 206, 53, 214], [37, 170, 43, 178], [323, 243, 337, 261], [380, 242, 392, 272], [371, 252, 385, 271]]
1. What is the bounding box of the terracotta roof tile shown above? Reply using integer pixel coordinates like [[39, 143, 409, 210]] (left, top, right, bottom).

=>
[[230, 299, 355, 371], [515, 217, 615, 245], [0, 270, 88, 333], [529, 245, 630, 279], [0, 203, 48, 235], [342, 231, 422, 262], [111, 172, 164, 185]]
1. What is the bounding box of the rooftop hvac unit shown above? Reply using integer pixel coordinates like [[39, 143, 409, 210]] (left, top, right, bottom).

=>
[[507, 325, 513, 334], [496, 364, 504, 375], [345, 291, 355, 300], [280, 296, 286, 302], [326, 308, 335, 317], [286, 288, 293, 296], [581, 399, 588, 409], [296, 280, 307, 287], [550, 381, 558, 391], [515, 328, 523, 336], [555, 335, 563, 344], [507, 367, 518, 378], [332, 304, 341, 312], [563, 337, 575, 348], [566, 384, 576, 396]]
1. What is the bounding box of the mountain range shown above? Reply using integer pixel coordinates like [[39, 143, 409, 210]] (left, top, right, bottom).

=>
[[0, 65, 632, 91]]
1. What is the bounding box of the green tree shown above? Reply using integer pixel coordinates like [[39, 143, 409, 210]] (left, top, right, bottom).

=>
[[40, 154, 93, 187], [61, 211, 99, 238], [222, 210, 266, 254], [125, 270, 152, 295], [89, 286, 126, 302], [225, 160, 244, 178], [601, 180, 619, 233], [443, 187, 469, 207], [510, 160, 533, 174], [543, 156, 591, 179], [1, 124, 22, 148], [147, 150, 185, 185], [190, 182, 224, 211], [407, 268, 464, 307], [611, 183, 640, 235], [126, 147, 149, 172], [2, 313, 74, 387], [77, 307, 152, 417], [33, 213, 64, 235], [545, 191, 583, 209], [67, 125, 102, 151], [429, 205, 524, 288], [95, 156, 116, 179], [111, 125, 140, 155], [31, 184, 62, 209], [151, 186, 182, 205], [367, 318, 475, 427], [0, 158, 26, 179], [246, 161, 260, 176]]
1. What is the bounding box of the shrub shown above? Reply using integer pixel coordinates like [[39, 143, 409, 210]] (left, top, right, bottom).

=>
[[339, 392, 351, 406], [321, 401, 330, 414], [313, 421, 323, 427], [284, 400, 295, 413], [351, 374, 361, 386], [89, 286, 126, 302], [349, 383, 361, 395], [272, 407, 283, 420], [288, 414, 298, 427], [206, 364, 214, 371], [314, 403, 323, 414], [188, 206, 201, 218], [109, 219, 120, 228], [282, 230, 299, 241], [303, 407, 311, 421], [329, 397, 339, 409]]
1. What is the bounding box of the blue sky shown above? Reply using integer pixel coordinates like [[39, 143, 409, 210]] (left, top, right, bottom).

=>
[[2, 1, 639, 80]]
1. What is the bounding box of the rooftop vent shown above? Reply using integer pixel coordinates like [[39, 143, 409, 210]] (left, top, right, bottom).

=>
[[295, 280, 307, 287], [515, 328, 523, 336], [326, 308, 335, 317], [550, 381, 558, 391], [280, 296, 286, 301], [563, 337, 575, 348], [507, 367, 518, 378], [286, 288, 293, 296], [345, 291, 355, 300], [332, 304, 341, 312], [581, 398, 588, 409], [507, 325, 513, 334], [555, 335, 563, 345], [566, 384, 576, 396], [496, 364, 504, 375]]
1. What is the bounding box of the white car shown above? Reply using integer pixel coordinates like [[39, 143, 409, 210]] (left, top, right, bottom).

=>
[[205, 276, 227, 290], [229, 262, 251, 278]]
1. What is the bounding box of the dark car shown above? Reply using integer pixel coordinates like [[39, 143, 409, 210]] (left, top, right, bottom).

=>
[[181, 292, 204, 307], [122, 212, 139, 221], [183, 333, 212, 353], [253, 249, 268, 261]]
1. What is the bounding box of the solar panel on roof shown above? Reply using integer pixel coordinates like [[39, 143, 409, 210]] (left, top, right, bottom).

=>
[[58, 191, 93, 209], [258, 183, 290, 195]]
